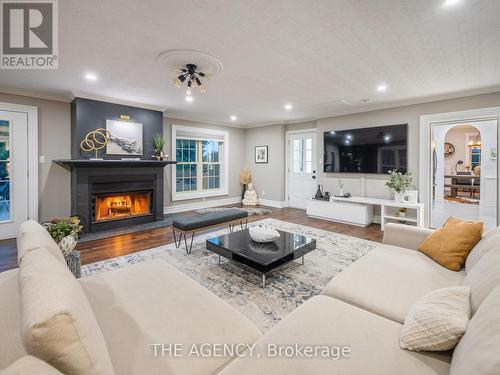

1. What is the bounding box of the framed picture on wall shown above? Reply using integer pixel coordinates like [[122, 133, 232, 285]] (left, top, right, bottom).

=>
[[106, 119, 143, 155], [255, 145, 268, 163]]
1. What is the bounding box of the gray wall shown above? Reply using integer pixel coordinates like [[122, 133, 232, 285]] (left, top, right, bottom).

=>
[[317, 92, 500, 200], [163, 117, 246, 207], [0, 92, 71, 222], [243, 121, 317, 202]]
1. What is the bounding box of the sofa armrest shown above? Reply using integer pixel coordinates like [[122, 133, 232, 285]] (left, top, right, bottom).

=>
[[383, 223, 434, 250]]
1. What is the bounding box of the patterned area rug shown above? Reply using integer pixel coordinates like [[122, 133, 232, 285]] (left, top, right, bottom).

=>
[[82, 218, 377, 332]]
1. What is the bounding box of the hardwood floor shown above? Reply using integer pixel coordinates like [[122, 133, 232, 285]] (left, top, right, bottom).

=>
[[0, 206, 382, 273]]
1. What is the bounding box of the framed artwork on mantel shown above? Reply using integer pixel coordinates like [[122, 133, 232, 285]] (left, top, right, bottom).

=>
[[106, 119, 143, 155], [255, 145, 268, 163]]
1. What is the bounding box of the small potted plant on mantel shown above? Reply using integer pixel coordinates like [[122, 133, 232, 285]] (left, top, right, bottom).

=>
[[385, 169, 412, 202], [152, 133, 167, 160]]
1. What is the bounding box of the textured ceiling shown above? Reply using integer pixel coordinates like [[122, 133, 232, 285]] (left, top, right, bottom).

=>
[[0, 0, 499, 126]]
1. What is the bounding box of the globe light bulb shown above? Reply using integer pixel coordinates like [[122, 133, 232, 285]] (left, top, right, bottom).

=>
[[186, 87, 192, 96], [173, 78, 182, 88], [200, 85, 206, 94]]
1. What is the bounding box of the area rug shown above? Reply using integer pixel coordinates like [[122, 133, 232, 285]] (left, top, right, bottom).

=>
[[196, 206, 272, 216], [81, 218, 377, 332]]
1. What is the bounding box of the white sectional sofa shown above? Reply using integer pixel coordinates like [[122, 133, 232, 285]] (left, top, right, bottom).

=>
[[1, 221, 499, 374]]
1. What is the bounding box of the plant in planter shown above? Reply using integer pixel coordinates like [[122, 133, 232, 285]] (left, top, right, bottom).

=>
[[43, 217, 83, 257], [385, 169, 412, 202], [152, 133, 167, 160]]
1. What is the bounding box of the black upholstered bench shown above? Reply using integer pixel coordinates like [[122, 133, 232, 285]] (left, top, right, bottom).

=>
[[172, 209, 248, 254]]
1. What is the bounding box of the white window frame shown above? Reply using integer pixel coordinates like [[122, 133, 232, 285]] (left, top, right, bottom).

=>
[[171, 125, 229, 201]]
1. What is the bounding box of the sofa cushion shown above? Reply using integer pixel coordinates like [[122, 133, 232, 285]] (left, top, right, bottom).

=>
[[400, 286, 471, 351], [218, 295, 451, 375], [19, 248, 115, 375], [0, 270, 25, 370], [321, 245, 465, 323], [418, 217, 483, 271], [465, 226, 500, 272], [462, 246, 500, 313], [172, 209, 248, 231], [450, 284, 500, 375], [79, 259, 262, 375], [17, 220, 65, 265], [0, 356, 63, 374]]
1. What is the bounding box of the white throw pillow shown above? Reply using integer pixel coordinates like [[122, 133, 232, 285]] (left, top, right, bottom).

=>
[[400, 286, 471, 351]]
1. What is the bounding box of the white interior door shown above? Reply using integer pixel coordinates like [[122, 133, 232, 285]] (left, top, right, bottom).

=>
[[0, 110, 28, 239], [288, 132, 317, 209]]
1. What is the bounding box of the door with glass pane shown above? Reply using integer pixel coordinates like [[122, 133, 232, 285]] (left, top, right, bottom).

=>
[[288, 132, 317, 209], [0, 110, 28, 238]]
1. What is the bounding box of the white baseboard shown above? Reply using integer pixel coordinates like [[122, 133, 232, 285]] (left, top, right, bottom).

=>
[[258, 199, 288, 208], [164, 197, 241, 214]]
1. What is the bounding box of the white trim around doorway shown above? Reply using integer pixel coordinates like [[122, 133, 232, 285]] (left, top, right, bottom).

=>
[[0, 102, 38, 231], [419, 106, 500, 228], [285, 127, 317, 208]]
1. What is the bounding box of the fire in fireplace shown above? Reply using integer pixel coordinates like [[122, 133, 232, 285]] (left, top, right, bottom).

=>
[[93, 191, 152, 222]]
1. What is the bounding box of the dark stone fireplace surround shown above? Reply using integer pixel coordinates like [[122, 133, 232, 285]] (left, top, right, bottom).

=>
[[55, 160, 175, 233]]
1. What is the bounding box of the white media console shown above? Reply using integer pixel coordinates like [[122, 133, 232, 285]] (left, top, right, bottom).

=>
[[306, 196, 425, 230]]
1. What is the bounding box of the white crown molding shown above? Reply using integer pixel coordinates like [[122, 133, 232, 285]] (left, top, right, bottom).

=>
[[164, 197, 241, 214], [71, 92, 168, 112], [0, 85, 72, 103], [164, 111, 247, 129]]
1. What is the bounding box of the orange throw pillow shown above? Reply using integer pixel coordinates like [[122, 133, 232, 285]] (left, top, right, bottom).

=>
[[418, 217, 483, 271]]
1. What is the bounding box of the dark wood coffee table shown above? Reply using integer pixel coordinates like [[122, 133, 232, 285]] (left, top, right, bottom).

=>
[[206, 228, 316, 287]]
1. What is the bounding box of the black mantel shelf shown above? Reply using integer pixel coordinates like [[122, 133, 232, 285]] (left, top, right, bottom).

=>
[[54, 159, 177, 171]]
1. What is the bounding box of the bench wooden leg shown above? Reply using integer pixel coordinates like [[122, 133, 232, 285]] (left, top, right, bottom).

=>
[[240, 218, 248, 230], [229, 222, 235, 233]]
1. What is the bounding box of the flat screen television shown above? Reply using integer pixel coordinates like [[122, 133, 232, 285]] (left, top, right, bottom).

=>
[[323, 124, 408, 174]]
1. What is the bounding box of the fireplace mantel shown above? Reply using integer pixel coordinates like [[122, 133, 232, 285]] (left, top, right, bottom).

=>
[[53, 159, 176, 233], [54, 159, 176, 171]]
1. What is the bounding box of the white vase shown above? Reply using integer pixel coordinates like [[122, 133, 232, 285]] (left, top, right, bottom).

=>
[[59, 235, 77, 257], [393, 191, 405, 203]]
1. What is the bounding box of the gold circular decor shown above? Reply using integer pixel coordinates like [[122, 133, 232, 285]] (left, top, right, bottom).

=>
[[444, 142, 455, 157], [80, 128, 111, 159]]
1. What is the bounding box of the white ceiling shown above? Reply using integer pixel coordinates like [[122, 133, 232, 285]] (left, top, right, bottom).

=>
[[1, 0, 500, 127]]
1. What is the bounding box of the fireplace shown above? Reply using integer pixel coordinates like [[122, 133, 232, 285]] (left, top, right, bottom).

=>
[[54, 160, 175, 233], [93, 191, 153, 222]]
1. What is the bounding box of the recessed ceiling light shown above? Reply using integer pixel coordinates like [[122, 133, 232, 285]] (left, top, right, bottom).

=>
[[376, 84, 387, 92], [230, 115, 237, 121], [84, 72, 98, 82], [444, 0, 461, 6], [284, 103, 293, 111], [185, 96, 193, 102]]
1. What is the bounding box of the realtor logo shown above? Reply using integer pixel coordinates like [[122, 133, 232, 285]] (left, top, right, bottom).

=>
[[1, 0, 58, 69]]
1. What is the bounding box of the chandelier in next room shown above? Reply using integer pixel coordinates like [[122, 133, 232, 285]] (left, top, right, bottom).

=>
[[172, 64, 211, 96]]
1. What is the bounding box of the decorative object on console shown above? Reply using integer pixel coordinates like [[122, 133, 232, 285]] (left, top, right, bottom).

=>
[[79, 128, 110, 160], [455, 160, 466, 173], [444, 142, 455, 157], [152, 133, 167, 160], [255, 145, 268, 163], [248, 226, 280, 243], [314, 184, 324, 200], [240, 166, 252, 200], [242, 182, 258, 206], [339, 179, 345, 196], [402, 190, 418, 204], [106, 119, 143, 155], [385, 169, 413, 202]]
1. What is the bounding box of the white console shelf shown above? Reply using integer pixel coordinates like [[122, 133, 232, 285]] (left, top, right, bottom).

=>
[[306, 196, 424, 230]]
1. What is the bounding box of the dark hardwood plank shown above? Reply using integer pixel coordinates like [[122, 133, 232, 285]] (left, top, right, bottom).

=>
[[0, 205, 382, 273]]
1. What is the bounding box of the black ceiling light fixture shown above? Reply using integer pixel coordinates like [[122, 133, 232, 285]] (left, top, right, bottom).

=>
[[172, 64, 211, 96]]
